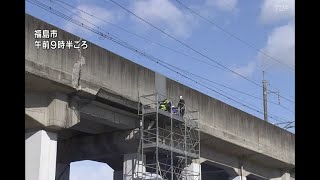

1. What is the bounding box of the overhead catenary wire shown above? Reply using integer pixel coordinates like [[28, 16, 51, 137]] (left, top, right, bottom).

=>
[[268, 82, 295, 102], [106, 0, 295, 104], [283, 122, 294, 129], [50, 0, 226, 72], [262, 70, 295, 101], [150, 58, 291, 122], [27, 0, 292, 124], [59, 1, 290, 122], [174, 0, 295, 71], [168, 64, 294, 114], [188, 77, 290, 123], [163, 63, 294, 115], [51, 0, 295, 114], [274, 121, 295, 125], [28, 0, 291, 124]]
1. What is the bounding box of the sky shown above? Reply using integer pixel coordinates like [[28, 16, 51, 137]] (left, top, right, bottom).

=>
[[26, 0, 295, 179]]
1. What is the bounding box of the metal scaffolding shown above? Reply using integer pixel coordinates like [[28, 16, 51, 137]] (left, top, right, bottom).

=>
[[136, 93, 201, 180]]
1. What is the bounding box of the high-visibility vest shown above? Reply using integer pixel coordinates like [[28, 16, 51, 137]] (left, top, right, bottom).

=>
[[159, 99, 169, 111], [160, 104, 167, 111]]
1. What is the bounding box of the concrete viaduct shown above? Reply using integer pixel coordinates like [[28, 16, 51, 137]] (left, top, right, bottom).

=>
[[25, 14, 295, 180]]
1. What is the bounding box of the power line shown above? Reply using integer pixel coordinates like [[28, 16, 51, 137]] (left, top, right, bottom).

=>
[[162, 60, 294, 114], [107, 0, 260, 85], [51, 0, 292, 119], [283, 122, 294, 129], [181, 68, 293, 113], [107, 0, 295, 104], [50, 0, 226, 72], [174, 0, 295, 71], [183, 74, 290, 123], [268, 83, 295, 102], [275, 121, 295, 125], [35, 1, 295, 121], [55, 0, 290, 122], [27, 0, 291, 124], [53, 0, 294, 114], [28, 0, 288, 124], [262, 70, 295, 102]]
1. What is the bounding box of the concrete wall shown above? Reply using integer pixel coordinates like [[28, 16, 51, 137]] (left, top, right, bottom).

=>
[[167, 79, 294, 165], [26, 14, 156, 102], [25, 14, 294, 166]]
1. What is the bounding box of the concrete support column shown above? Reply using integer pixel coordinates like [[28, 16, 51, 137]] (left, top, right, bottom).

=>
[[25, 130, 57, 180], [183, 162, 201, 180], [55, 163, 70, 180], [270, 172, 290, 180], [225, 163, 249, 180], [229, 176, 247, 180], [113, 170, 123, 180], [123, 153, 146, 180]]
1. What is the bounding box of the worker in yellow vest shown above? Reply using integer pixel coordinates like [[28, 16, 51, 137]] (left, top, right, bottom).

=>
[[159, 98, 171, 113]]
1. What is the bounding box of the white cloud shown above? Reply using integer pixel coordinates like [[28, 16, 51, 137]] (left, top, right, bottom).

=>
[[187, 0, 238, 31], [131, 0, 195, 39], [64, 4, 121, 35], [231, 61, 256, 78], [206, 0, 238, 12], [258, 22, 295, 69], [188, 3, 217, 21], [260, 0, 295, 24]]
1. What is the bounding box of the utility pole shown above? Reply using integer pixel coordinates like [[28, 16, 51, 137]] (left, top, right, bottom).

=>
[[262, 71, 268, 122]]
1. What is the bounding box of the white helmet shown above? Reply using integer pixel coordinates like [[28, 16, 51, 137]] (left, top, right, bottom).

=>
[[179, 96, 183, 99]]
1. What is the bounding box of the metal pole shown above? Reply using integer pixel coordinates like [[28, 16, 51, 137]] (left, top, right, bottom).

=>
[[262, 71, 268, 122], [156, 94, 159, 180], [184, 107, 187, 179], [141, 101, 144, 179], [171, 103, 173, 180], [198, 122, 201, 180]]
